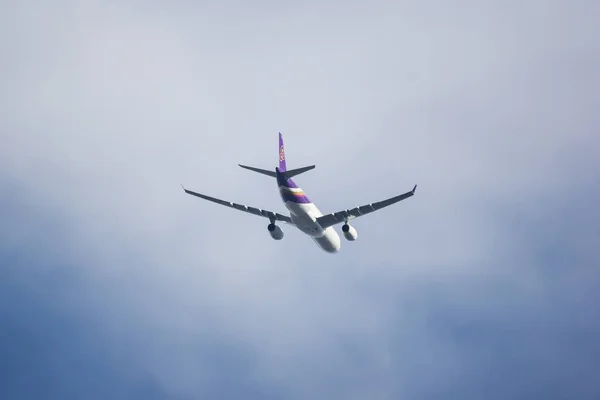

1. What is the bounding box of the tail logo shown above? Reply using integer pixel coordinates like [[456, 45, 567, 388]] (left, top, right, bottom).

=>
[[279, 146, 285, 162]]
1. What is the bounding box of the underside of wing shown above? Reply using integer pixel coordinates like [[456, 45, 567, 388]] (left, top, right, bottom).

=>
[[316, 185, 417, 229], [182, 185, 293, 224]]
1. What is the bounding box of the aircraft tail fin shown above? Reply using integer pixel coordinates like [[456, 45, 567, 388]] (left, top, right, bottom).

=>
[[238, 133, 315, 179], [278, 132, 287, 172], [277, 133, 315, 178]]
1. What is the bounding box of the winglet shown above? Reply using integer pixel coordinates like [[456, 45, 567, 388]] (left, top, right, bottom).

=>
[[412, 184, 417, 194]]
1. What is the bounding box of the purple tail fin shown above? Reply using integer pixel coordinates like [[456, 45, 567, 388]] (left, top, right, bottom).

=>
[[278, 132, 287, 172]]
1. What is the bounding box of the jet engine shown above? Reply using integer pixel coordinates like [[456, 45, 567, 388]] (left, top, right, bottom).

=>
[[267, 223, 284, 240], [342, 223, 358, 241]]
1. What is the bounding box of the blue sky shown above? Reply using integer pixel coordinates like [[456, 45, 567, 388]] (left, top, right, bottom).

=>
[[1, 1, 599, 399]]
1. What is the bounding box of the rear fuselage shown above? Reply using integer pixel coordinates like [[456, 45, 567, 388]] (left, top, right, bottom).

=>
[[276, 168, 341, 253]]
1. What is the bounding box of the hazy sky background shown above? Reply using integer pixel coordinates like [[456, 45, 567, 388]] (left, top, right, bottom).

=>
[[1, 1, 599, 399]]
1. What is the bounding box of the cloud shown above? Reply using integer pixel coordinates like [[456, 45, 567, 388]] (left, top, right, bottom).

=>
[[1, 1, 599, 399]]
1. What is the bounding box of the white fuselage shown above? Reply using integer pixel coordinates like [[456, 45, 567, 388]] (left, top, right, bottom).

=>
[[284, 201, 341, 253]]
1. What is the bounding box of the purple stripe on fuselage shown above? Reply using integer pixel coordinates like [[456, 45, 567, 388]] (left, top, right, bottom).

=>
[[276, 172, 298, 188], [284, 179, 299, 189], [276, 167, 311, 203]]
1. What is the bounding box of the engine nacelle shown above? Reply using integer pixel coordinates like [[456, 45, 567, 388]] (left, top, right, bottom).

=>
[[267, 223, 284, 240], [342, 223, 358, 241]]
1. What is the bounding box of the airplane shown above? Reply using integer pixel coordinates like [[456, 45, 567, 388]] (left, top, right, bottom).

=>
[[182, 133, 417, 254]]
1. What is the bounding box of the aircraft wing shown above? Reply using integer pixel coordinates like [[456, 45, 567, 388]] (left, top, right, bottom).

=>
[[182, 185, 293, 224], [316, 185, 417, 229]]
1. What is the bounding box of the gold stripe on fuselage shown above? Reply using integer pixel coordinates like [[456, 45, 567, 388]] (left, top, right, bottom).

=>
[[279, 186, 304, 194]]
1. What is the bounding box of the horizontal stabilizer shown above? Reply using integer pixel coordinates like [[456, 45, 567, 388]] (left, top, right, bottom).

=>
[[238, 164, 315, 179], [282, 165, 315, 179], [238, 164, 277, 177]]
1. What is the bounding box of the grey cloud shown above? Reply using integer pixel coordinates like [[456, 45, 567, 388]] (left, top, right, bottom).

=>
[[1, 0, 600, 399]]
